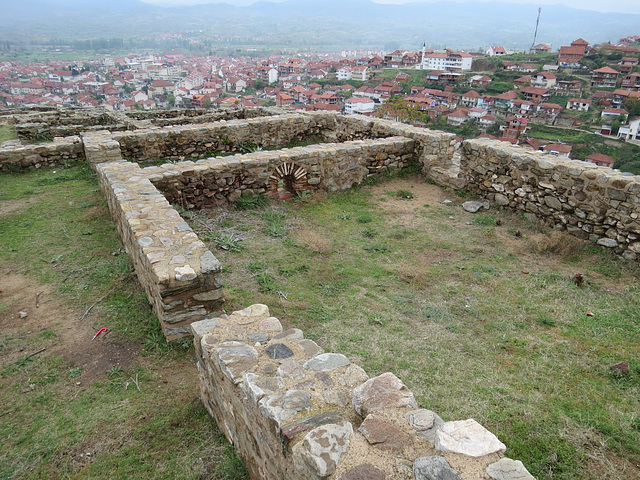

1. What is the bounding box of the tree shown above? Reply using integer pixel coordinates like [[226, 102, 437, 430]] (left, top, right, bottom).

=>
[[166, 93, 175, 107]]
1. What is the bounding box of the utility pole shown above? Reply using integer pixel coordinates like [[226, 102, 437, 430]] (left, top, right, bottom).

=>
[[530, 7, 542, 52]]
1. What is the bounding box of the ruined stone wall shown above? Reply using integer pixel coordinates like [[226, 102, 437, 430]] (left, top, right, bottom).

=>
[[0, 136, 85, 172], [110, 113, 334, 162], [459, 138, 640, 260], [95, 160, 225, 340], [192, 304, 534, 480], [149, 137, 416, 210], [128, 106, 281, 126]]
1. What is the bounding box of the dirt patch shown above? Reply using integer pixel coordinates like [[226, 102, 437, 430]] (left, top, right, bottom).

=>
[[0, 270, 139, 383]]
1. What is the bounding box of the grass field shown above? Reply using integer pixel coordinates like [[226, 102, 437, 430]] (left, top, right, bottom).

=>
[[1, 163, 639, 480], [0, 165, 247, 480], [188, 174, 640, 480]]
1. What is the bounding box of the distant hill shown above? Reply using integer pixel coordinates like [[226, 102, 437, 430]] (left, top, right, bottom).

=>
[[1, 0, 638, 51]]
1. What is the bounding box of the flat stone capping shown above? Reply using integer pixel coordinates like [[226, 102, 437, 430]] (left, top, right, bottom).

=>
[[96, 136, 417, 340], [96, 159, 225, 341], [192, 304, 533, 480]]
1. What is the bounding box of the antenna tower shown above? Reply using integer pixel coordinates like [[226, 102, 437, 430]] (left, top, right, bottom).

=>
[[530, 7, 542, 52]]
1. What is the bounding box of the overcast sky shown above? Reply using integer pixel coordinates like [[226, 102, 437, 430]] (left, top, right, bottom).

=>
[[139, 0, 640, 15]]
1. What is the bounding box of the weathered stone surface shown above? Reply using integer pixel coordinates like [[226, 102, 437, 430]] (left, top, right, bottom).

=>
[[352, 372, 418, 417], [281, 411, 344, 441], [272, 328, 304, 341], [192, 288, 224, 301], [259, 390, 312, 424], [231, 304, 270, 324], [339, 464, 386, 480], [200, 250, 221, 273], [242, 372, 285, 403], [323, 390, 349, 407], [341, 364, 369, 387], [358, 414, 413, 451], [405, 409, 444, 442], [175, 265, 197, 281], [486, 458, 535, 480], [247, 332, 269, 344], [304, 353, 350, 371], [277, 359, 307, 379], [265, 343, 294, 359], [258, 316, 283, 332], [435, 419, 506, 457], [299, 339, 324, 357], [315, 372, 334, 387], [293, 422, 353, 478], [214, 342, 259, 384], [413, 456, 462, 480], [596, 237, 618, 248], [462, 200, 490, 213], [189, 318, 220, 340]]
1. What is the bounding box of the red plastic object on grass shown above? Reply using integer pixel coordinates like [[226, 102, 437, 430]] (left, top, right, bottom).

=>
[[92, 328, 108, 341]]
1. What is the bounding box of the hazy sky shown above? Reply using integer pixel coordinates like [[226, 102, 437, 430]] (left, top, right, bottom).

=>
[[139, 0, 640, 15]]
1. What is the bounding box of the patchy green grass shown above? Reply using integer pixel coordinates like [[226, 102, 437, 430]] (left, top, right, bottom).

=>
[[0, 125, 17, 143], [192, 176, 640, 480], [0, 165, 247, 480]]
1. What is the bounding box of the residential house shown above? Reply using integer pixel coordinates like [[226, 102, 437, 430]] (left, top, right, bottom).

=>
[[469, 75, 492, 87], [558, 39, 589, 66], [149, 79, 174, 96], [618, 118, 640, 141], [421, 51, 473, 72], [446, 109, 469, 125], [131, 91, 148, 102], [567, 98, 590, 111], [618, 57, 639, 74], [353, 86, 378, 101], [276, 93, 294, 107], [257, 66, 278, 84], [531, 71, 557, 88], [536, 103, 563, 119], [519, 64, 538, 73], [494, 90, 518, 110], [384, 50, 409, 68], [585, 153, 615, 167], [591, 67, 620, 88], [514, 75, 531, 88], [469, 107, 489, 118], [344, 97, 375, 114], [621, 72, 640, 90], [555, 79, 582, 95], [612, 89, 640, 106], [479, 115, 497, 127], [503, 116, 528, 140], [601, 107, 629, 123], [486, 46, 506, 56], [351, 66, 369, 82], [336, 67, 353, 81], [520, 86, 550, 104], [511, 99, 534, 115], [459, 90, 482, 108], [543, 143, 572, 157], [373, 82, 399, 100], [532, 43, 552, 54]]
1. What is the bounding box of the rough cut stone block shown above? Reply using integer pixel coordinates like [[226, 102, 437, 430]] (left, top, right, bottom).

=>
[[293, 422, 353, 479], [486, 458, 536, 480], [304, 353, 350, 371], [259, 390, 313, 424], [352, 372, 417, 417], [358, 414, 413, 451], [435, 419, 506, 457], [338, 464, 386, 480], [214, 342, 259, 384], [242, 372, 284, 403], [414, 456, 462, 480]]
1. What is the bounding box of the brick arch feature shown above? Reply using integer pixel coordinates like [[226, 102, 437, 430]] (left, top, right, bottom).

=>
[[266, 162, 312, 199]]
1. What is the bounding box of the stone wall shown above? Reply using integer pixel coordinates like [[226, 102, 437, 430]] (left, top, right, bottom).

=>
[[0, 136, 85, 172], [192, 304, 534, 480], [95, 159, 225, 340], [110, 112, 333, 162], [149, 136, 416, 210], [459, 138, 640, 260]]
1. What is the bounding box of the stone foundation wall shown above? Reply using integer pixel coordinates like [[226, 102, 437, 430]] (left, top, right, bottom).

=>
[[192, 304, 534, 480], [0, 136, 85, 172], [148, 136, 416, 210], [95, 160, 225, 340], [459, 138, 640, 260], [108, 113, 333, 162]]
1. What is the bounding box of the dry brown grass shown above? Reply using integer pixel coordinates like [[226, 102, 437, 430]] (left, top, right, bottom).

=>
[[525, 230, 585, 256], [291, 227, 333, 254]]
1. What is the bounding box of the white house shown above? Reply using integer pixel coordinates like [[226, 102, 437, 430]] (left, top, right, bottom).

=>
[[618, 118, 640, 141], [486, 46, 506, 56], [345, 97, 375, 114], [421, 51, 473, 72], [336, 67, 353, 81]]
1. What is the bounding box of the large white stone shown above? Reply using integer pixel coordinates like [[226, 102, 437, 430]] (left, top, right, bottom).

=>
[[435, 419, 506, 457], [293, 422, 353, 478]]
